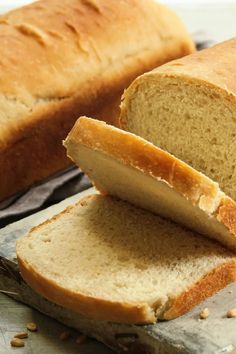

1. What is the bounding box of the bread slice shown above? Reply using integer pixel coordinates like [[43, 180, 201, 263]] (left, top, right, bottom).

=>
[[17, 194, 236, 324], [64, 117, 236, 251], [119, 38, 236, 201]]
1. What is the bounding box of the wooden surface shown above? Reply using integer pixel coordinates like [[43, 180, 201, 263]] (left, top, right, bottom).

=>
[[0, 294, 112, 354], [0, 188, 236, 354]]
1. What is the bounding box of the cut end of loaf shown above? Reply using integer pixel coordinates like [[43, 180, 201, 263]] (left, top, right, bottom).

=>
[[120, 60, 236, 202], [17, 194, 236, 324]]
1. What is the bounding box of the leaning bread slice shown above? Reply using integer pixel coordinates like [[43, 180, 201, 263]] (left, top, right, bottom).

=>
[[17, 194, 236, 324], [119, 38, 236, 201], [64, 117, 236, 251]]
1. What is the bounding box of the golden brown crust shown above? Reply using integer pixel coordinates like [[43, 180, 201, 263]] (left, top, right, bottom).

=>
[[17, 247, 236, 323], [0, 86, 121, 201], [0, 0, 194, 99], [0, 0, 195, 201], [17, 256, 155, 324], [148, 37, 236, 98], [217, 197, 236, 236], [163, 262, 236, 319], [64, 117, 236, 250], [65, 117, 220, 208], [119, 38, 236, 130]]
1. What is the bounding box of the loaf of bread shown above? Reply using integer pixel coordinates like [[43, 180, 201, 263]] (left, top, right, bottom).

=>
[[0, 0, 194, 202], [64, 117, 236, 251], [119, 38, 236, 201], [16, 194, 236, 324]]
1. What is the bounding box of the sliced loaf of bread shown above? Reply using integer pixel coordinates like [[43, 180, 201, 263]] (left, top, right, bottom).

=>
[[17, 194, 236, 324], [64, 117, 236, 251], [119, 38, 236, 201]]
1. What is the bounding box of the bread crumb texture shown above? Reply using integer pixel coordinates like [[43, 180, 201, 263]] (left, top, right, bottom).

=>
[[120, 38, 236, 201], [17, 195, 236, 323]]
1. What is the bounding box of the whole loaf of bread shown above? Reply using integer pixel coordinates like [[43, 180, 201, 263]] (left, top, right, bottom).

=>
[[0, 0, 194, 201]]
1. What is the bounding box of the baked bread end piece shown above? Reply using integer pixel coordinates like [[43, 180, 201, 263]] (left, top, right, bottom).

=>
[[119, 38, 236, 201], [64, 117, 236, 252]]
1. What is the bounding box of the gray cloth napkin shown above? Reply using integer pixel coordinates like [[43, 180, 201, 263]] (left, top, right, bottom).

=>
[[0, 34, 214, 228], [0, 166, 91, 227]]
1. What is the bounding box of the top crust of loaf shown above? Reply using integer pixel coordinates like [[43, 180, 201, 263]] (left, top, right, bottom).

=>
[[120, 37, 236, 125], [17, 194, 236, 324], [0, 0, 195, 201], [149, 37, 236, 98], [0, 0, 195, 147], [118, 37, 236, 205]]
